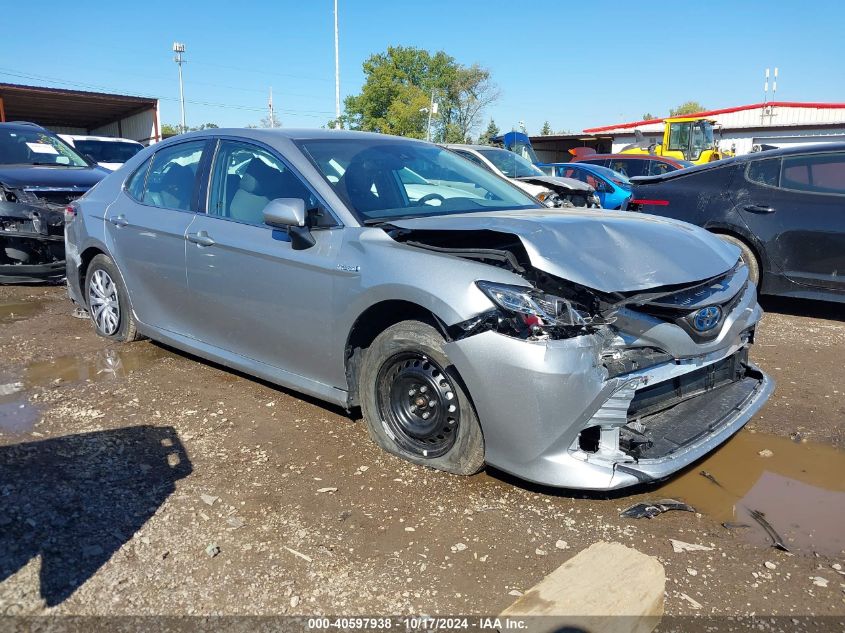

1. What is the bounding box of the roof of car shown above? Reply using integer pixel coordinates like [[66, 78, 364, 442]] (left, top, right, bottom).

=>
[[0, 121, 47, 131], [575, 153, 688, 167], [61, 134, 142, 144], [445, 144, 501, 151], [171, 128, 423, 143]]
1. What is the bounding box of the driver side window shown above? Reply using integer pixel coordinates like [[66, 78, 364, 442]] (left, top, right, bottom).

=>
[[209, 141, 317, 226]]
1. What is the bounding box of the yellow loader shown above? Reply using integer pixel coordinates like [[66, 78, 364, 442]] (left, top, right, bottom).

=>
[[621, 117, 732, 165]]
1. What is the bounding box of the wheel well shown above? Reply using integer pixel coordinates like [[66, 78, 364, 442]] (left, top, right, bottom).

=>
[[708, 228, 762, 268], [344, 300, 447, 407], [77, 247, 106, 305]]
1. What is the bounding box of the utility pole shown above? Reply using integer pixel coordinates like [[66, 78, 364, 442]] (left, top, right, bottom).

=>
[[173, 42, 187, 133], [334, 0, 341, 127], [268, 87, 276, 128], [426, 91, 438, 142]]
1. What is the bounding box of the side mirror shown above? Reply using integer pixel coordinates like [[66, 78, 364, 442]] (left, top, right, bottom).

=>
[[262, 198, 315, 251], [263, 198, 306, 228]]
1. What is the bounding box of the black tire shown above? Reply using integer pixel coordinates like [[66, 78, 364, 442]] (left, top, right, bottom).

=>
[[716, 234, 760, 286], [359, 320, 484, 476], [84, 254, 141, 342]]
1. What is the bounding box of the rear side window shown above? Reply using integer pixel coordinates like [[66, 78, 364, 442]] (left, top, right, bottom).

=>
[[607, 159, 648, 178], [142, 141, 205, 211], [125, 156, 152, 201], [781, 152, 845, 195], [746, 158, 781, 187], [649, 161, 676, 176]]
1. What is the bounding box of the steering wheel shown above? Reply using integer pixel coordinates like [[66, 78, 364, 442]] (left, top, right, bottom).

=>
[[417, 193, 446, 206]]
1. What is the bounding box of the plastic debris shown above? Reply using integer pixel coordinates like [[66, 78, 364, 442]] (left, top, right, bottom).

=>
[[670, 539, 714, 553], [621, 498, 696, 519]]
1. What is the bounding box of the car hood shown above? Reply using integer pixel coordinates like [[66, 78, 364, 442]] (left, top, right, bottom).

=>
[[516, 175, 594, 193], [0, 165, 107, 190], [390, 208, 740, 293]]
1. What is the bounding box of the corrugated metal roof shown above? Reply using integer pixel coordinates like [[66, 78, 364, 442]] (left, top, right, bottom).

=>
[[584, 102, 845, 134]]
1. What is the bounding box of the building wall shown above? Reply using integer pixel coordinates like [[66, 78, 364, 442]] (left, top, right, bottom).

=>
[[610, 127, 845, 155], [91, 108, 158, 145]]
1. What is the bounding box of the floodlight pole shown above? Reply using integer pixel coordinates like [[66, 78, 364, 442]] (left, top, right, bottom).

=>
[[334, 0, 341, 126], [173, 42, 187, 133]]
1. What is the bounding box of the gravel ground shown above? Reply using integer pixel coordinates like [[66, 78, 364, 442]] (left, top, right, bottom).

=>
[[1, 285, 843, 619]]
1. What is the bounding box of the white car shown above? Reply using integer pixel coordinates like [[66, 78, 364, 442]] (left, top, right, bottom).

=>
[[447, 144, 601, 208], [59, 135, 144, 171]]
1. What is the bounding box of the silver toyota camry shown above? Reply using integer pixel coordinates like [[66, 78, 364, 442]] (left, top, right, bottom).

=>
[[64, 129, 774, 490]]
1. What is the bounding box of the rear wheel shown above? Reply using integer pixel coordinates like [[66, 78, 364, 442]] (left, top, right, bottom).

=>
[[359, 321, 484, 475], [85, 254, 141, 342], [716, 234, 760, 285]]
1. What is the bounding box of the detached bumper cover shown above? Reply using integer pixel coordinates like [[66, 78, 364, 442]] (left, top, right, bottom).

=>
[[0, 200, 65, 283]]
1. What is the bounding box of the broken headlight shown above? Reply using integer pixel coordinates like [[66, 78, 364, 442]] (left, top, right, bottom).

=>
[[476, 280, 591, 330]]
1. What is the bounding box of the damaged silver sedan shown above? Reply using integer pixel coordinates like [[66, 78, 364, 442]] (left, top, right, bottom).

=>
[[65, 129, 774, 490]]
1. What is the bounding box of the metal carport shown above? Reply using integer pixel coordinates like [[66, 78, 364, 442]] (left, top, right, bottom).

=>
[[0, 82, 160, 145]]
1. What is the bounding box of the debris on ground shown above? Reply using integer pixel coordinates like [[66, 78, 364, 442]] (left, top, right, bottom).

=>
[[811, 576, 829, 588], [680, 593, 703, 610], [765, 561, 777, 570], [226, 516, 245, 529], [758, 449, 774, 457], [699, 470, 724, 487], [555, 540, 569, 550], [205, 543, 220, 558], [722, 522, 752, 530], [748, 509, 790, 552], [283, 546, 312, 563], [670, 539, 714, 553], [200, 494, 218, 506], [687, 568, 698, 576], [451, 543, 468, 552], [316, 487, 338, 494], [621, 499, 695, 519]]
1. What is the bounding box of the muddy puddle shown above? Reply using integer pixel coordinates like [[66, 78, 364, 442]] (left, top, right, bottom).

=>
[[657, 429, 845, 556], [0, 299, 47, 323], [0, 344, 173, 435], [21, 344, 172, 388]]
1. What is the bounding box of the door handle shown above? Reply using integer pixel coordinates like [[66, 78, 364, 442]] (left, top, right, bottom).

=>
[[743, 204, 775, 214], [186, 231, 215, 247], [109, 215, 129, 227]]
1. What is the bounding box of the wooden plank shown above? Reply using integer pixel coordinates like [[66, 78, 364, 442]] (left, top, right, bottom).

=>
[[500, 541, 664, 633]]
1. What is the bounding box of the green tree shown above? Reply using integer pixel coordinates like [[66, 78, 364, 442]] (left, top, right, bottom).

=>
[[642, 112, 656, 120], [540, 121, 552, 135], [669, 101, 706, 116], [477, 118, 500, 145], [162, 122, 218, 137], [343, 46, 498, 141]]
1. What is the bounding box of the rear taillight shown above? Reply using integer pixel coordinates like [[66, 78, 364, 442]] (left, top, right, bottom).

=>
[[629, 199, 669, 206]]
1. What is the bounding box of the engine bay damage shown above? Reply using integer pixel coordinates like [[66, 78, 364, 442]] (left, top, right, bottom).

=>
[[0, 185, 71, 283]]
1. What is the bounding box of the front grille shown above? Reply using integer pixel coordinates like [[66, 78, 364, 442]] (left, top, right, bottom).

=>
[[628, 348, 748, 420]]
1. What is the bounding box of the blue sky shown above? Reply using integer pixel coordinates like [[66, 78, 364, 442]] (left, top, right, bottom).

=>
[[2, 0, 844, 135]]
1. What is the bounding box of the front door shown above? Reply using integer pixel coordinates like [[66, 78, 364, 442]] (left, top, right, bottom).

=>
[[734, 152, 845, 291], [184, 139, 341, 383], [104, 140, 208, 334]]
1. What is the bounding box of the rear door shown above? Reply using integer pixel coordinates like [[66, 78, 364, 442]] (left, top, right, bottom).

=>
[[184, 138, 341, 382], [734, 152, 845, 291], [104, 139, 208, 334]]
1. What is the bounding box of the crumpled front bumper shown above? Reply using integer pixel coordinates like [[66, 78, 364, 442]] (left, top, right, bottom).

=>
[[1, 201, 65, 284], [444, 282, 773, 490]]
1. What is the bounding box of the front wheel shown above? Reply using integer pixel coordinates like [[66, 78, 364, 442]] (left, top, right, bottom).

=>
[[84, 254, 141, 342], [359, 321, 484, 475]]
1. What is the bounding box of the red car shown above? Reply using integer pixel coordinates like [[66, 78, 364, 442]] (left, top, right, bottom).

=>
[[572, 153, 693, 178]]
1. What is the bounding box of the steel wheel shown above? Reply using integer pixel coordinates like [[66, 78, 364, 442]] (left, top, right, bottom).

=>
[[88, 269, 120, 336], [375, 352, 460, 458]]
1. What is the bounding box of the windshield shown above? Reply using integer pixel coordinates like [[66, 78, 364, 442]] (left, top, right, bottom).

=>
[[583, 163, 632, 187], [476, 148, 544, 179], [691, 121, 715, 157], [298, 139, 542, 224], [72, 140, 143, 165], [0, 127, 89, 167]]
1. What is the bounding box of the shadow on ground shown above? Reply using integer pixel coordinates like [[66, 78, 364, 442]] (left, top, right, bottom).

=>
[[0, 425, 191, 606], [759, 295, 844, 321]]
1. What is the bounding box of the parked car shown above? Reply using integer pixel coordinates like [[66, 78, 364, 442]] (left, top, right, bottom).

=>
[[59, 134, 144, 171], [65, 129, 772, 490], [0, 122, 107, 283], [628, 143, 845, 303], [446, 144, 601, 208], [573, 153, 693, 178], [550, 162, 633, 210]]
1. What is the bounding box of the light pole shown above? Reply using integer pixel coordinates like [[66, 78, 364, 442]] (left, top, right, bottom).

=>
[[173, 42, 187, 133], [334, 0, 341, 126], [425, 91, 438, 142]]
